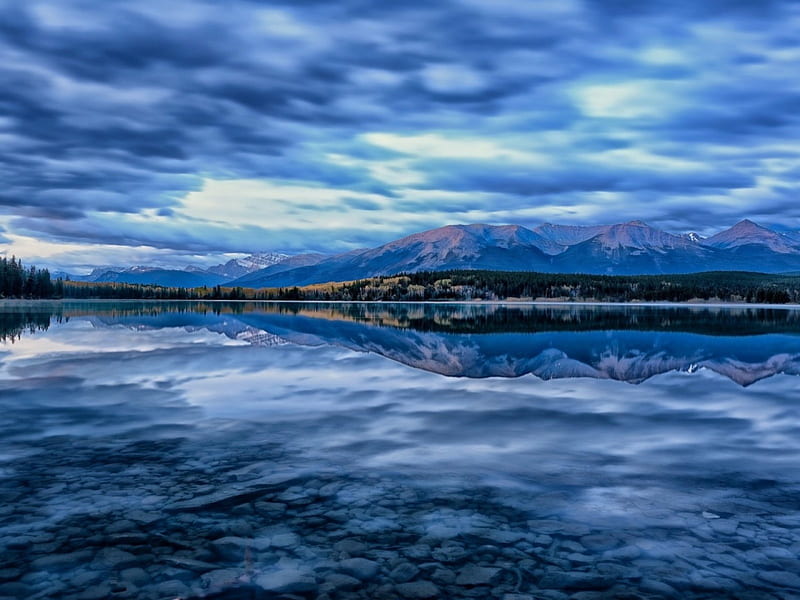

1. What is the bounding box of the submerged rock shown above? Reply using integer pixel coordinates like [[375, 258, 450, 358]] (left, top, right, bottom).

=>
[[255, 567, 316, 593], [455, 564, 501, 586], [339, 557, 381, 580], [395, 580, 439, 599]]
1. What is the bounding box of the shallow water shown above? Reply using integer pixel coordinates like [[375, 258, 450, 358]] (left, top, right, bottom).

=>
[[1, 301, 800, 599]]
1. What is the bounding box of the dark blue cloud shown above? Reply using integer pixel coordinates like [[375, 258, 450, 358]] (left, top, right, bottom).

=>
[[0, 0, 798, 265]]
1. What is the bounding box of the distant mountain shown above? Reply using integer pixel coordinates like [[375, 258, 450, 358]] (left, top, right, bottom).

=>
[[705, 219, 800, 253], [683, 232, 705, 243], [58, 220, 800, 288], [228, 253, 329, 287], [77, 253, 301, 287], [547, 221, 718, 275], [231, 224, 560, 288], [532, 223, 609, 249], [87, 267, 228, 288], [199, 253, 291, 280], [232, 220, 800, 288]]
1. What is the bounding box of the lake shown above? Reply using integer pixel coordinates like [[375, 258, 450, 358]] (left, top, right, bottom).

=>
[[1, 301, 800, 600]]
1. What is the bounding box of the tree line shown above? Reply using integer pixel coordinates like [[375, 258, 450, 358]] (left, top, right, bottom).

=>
[[2, 257, 800, 304], [0, 256, 61, 298], [260, 270, 800, 304]]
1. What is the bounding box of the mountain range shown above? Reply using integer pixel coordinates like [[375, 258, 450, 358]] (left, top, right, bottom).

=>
[[84, 304, 800, 386], [68, 219, 800, 288], [61, 252, 293, 287]]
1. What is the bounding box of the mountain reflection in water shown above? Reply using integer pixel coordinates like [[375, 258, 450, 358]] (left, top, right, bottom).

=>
[[5, 300, 799, 386], [2, 301, 800, 599]]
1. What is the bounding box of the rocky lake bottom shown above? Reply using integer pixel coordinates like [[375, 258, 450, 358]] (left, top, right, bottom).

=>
[[1, 301, 800, 599]]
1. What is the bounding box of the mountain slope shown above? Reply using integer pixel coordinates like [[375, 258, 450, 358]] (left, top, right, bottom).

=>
[[228, 253, 329, 286], [230, 220, 800, 287], [203, 253, 291, 279], [705, 219, 800, 254], [532, 223, 609, 248], [549, 221, 716, 275], [89, 268, 228, 287], [233, 224, 555, 288]]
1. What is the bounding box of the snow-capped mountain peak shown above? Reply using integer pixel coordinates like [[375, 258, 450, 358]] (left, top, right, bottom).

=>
[[684, 232, 704, 243]]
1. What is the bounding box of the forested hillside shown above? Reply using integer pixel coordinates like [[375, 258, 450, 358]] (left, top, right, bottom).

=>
[[261, 270, 800, 304], [2, 257, 799, 303], [0, 257, 60, 298]]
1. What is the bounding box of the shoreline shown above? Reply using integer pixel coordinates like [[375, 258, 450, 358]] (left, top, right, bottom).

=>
[[2, 298, 800, 310]]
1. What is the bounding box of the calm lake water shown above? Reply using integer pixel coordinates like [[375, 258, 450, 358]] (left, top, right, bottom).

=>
[[1, 301, 800, 600]]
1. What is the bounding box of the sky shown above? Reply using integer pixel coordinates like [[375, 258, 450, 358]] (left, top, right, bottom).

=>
[[1, 0, 799, 271]]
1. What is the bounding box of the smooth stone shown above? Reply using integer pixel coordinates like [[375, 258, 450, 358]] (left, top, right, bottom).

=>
[[689, 571, 735, 591], [93, 547, 138, 569], [560, 540, 585, 553], [163, 556, 219, 572], [211, 536, 251, 561], [762, 546, 794, 559], [77, 583, 111, 600], [602, 545, 641, 561], [154, 579, 189, 597], [580, 534, 619, 552], [255, 568, 316, 593], [403, 544, 431, 559], [339, 557, 381, 580], [432, 544, 468, 563], [708, 519, 739, 535], [127, 510, 160, 524], [231, 503, 254, 516], [758, 570, 800, 589], [270, 532, 299, 548], [456, 564, 500, 587], [395, 581, 439, 599], [527, 520, 590, 536], [31, 550, 93, 569], [0, 569, 21, 582], [0, 583, 29, 598], [390, 562, 420, 583], [566, 553, 595, 564], [70, 570, 101, 587], [323, 573, 361, 590], [333, 539, 367, 555], [106, 520, 137, 534], [484, 530, 526, 544], [223, 519, 254, 537], [201, 568, 245, 591], [431, 568, 456, 585], [120, 567, 149, 586], [538, 571, 613, 590], [640, 578, 681, 598], [254, 501, 287, 515]]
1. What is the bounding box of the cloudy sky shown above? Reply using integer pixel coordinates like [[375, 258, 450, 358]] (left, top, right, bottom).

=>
[[1, 0, 799, 271]]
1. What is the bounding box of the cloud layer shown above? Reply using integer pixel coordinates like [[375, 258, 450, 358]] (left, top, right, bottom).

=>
[[1, 0, 799, 269]]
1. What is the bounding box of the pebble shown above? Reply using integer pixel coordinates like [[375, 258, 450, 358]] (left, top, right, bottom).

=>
[[395, 580, 440, 599], [758, 570, 800, 589], [92, 548, 138, 569], [339, 557, 381, 580], [255, 568, 316, 593], [390, 561, 420, 583], [4, 409, 800, 600], [455, 564, 500, 586]]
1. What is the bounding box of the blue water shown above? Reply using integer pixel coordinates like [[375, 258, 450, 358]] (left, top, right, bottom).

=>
[[1, 301, 799, 599]]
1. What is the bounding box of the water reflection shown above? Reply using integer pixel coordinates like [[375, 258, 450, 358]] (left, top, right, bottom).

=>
[[1, 301, 800, 599], [4, 301, 800, 385]]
